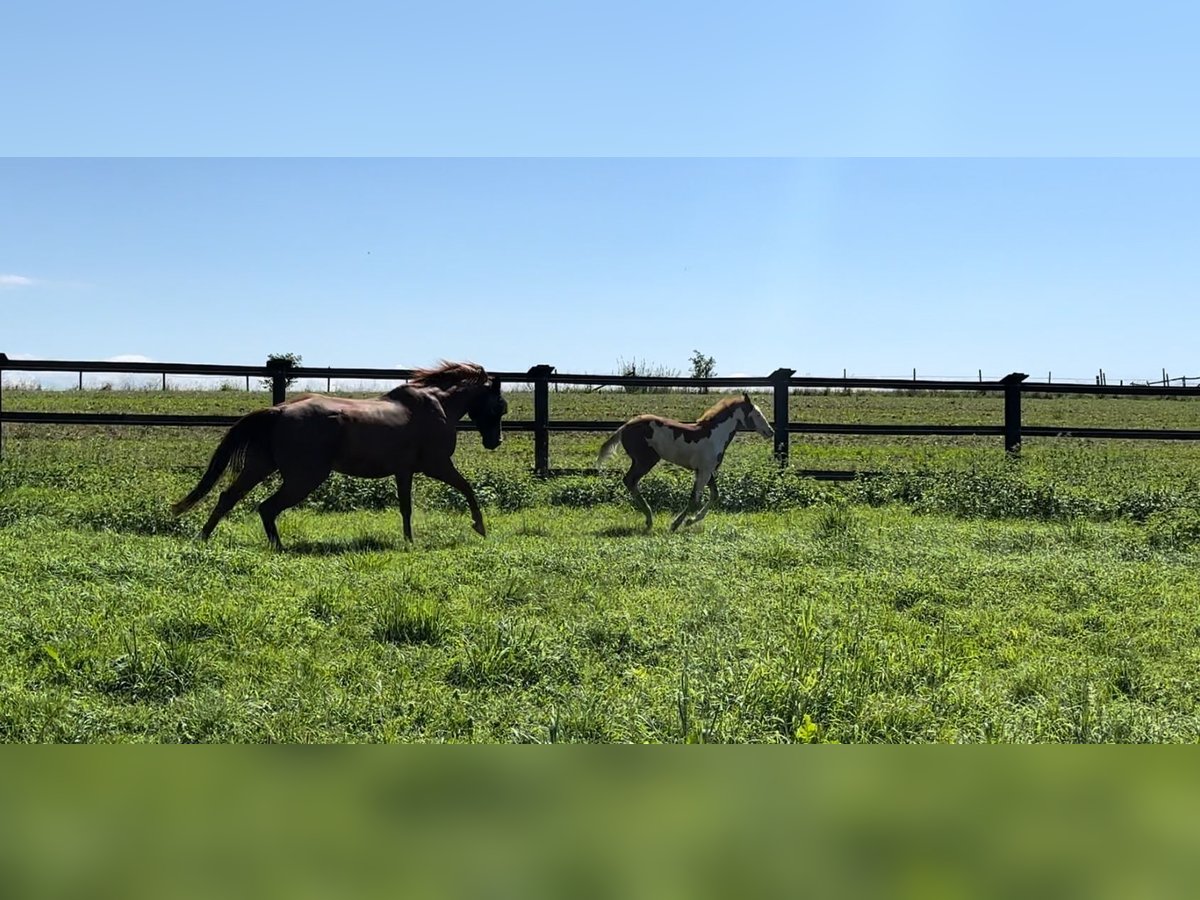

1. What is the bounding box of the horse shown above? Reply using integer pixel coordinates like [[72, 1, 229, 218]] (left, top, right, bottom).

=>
[[172, 361, 508, 549], [596, 393, 775, 531]]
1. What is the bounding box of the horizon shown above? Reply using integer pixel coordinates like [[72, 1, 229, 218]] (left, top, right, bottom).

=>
[[0, 356, 1180, 392]]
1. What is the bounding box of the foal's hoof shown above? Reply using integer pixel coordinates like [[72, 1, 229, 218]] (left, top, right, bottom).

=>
[[473, 522, 487, 537]]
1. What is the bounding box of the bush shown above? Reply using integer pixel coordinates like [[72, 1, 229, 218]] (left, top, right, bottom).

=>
[[547, 477, 624, 507], [260, 352, 302, 391], [1145, 508, 1200, 550], [615, 356, 680, 393]]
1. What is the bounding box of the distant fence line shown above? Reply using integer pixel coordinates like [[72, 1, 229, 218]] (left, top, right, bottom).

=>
[[5, 354, 1200, 475]]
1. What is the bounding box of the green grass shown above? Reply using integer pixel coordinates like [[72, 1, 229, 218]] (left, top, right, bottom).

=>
[[4, 387, 1200, 742], [4, 503, 1200, 743]]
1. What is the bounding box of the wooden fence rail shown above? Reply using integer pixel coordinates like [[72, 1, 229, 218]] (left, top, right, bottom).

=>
[[6, 354, 1200, 474]]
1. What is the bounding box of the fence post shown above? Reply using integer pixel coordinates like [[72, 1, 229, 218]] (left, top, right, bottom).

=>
[[768, 367, 795, 464], [1000, 372, 1028, 454], [529, 364, 554, 476], [266, 356, 293, 405], [0, 352, 6, 461]]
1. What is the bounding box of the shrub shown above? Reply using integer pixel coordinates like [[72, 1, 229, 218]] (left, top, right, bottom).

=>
[[615, 356, 680, 393], [1145, 508, 1200, 550], [261, 352, 302, 391]]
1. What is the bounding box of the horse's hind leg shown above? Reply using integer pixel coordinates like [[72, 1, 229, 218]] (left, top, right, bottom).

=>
[[200, 454, 275, 541], [623, 454, 657, 531], [258, 468, 330, 550]]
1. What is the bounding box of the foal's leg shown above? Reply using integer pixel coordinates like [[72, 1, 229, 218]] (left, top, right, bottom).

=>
[[424, 460, 486, 536], [395, 470, 415, 542], [257, 467, 330, 550], [687, 472, 720, 527], [200, 455, 274, 541], [623, 456, 657, 531], [672, 467, 714, 532]]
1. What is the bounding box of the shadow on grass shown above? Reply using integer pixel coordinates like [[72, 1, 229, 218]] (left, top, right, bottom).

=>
[[286, 535, 403, 556], [596, 524, 652, 539]]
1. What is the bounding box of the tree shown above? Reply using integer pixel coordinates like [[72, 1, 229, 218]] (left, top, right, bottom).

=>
[[689, 350, 716, 393], [261, 352, 302, 391]]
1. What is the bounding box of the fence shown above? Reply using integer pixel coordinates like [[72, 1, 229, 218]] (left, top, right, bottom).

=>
[[5, 354, 1200, 475]]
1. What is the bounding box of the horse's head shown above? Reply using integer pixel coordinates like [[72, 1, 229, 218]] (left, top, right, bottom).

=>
[[742, 392, 775, 439], [468, 377, 508, 450]]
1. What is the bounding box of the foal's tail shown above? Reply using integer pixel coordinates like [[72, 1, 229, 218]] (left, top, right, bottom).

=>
[[596, 426, 626, 469], [172, 409, 279, 515]]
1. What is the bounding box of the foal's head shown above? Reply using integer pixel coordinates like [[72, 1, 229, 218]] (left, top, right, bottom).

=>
[[467, 377, 508, 450], [740, 392, 775, 439]]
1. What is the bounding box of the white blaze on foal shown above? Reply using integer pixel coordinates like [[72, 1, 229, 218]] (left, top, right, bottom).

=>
[[596, 393, 775, 531]]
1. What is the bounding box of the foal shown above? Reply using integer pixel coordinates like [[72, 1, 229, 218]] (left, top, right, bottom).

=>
[[596, 393, 775, 531]]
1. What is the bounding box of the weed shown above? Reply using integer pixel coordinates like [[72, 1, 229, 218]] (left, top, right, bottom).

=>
[[103, 626, 204, 702], [375, 595, 443, 646]]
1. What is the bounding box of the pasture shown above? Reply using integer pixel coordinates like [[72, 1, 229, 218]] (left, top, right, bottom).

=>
[[4, 387, 1200, 742]]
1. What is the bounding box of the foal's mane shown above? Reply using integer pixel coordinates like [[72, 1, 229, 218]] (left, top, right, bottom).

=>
[[407, 361, 489, 390], [696, 395, 744, 425]]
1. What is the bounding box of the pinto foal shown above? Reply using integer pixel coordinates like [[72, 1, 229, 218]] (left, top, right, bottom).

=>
[[596, 393, 775, 531]]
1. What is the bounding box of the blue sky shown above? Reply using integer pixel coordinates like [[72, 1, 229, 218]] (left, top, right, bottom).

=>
[[5, 1, 1199, 155], [3, 3, 1199, 384], [3, 158, 1199, 383]]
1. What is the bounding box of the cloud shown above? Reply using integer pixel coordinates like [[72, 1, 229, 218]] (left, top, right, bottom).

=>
[[0, 274, 37, 288], [106, 354, 154, 363]]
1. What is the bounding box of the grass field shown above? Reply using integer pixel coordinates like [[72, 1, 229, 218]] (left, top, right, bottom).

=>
[[4, 387, 1200, 742]]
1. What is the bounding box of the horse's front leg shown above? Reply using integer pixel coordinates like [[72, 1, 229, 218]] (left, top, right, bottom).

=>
[[395, 469, 414, 542], [424, 460, 486, 536], [688, 472, 719, 527], [671, 468, 712, 532]]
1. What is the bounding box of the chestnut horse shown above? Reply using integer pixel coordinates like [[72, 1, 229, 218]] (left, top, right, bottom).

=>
[[597, 393, 774, 531], [173, 362, 507, 548]]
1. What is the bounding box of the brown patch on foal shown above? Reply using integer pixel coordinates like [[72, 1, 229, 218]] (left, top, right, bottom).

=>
[[631, 396, 745, 444], [683, 396, 744, 442]]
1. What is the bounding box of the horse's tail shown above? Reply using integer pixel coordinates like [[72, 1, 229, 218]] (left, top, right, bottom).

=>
[[172, 408, 279, 515], [596, 425, 627, 469]]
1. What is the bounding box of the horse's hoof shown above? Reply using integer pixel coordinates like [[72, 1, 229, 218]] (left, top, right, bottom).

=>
[[473, 523, 486, 537]]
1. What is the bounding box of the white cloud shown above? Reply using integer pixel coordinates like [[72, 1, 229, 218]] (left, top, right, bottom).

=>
[[106, 354, 154, 363], [0, 274, 36, 288]]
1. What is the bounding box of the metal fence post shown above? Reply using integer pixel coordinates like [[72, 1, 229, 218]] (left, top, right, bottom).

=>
[[769, 367, 795, 463], [1001, 372, 1028, 453], [266, 357, 293, 405], [529, 364, 554, 476]]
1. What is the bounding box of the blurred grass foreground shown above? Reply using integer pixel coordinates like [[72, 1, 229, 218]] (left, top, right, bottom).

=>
[[2, 751, 1200, 899]]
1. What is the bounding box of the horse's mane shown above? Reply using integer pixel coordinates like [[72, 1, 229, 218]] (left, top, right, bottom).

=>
[[696, 396, 743, 425], [407, 361, 489, 390]]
